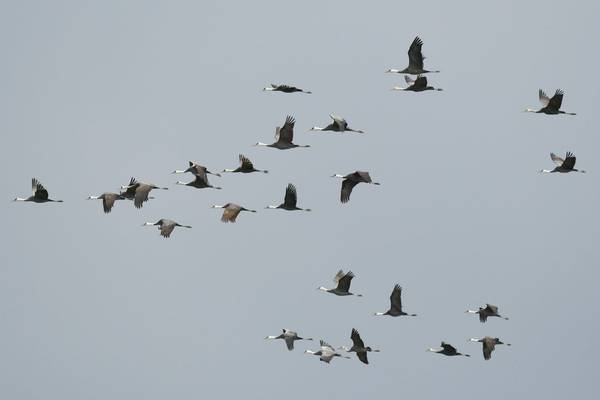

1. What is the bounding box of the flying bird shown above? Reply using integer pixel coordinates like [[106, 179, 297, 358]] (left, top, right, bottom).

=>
[[374, 284, 417, 317], [524, 89, 576, 115], [86, 192, 125, 213], [466, 304, 509, 323], [305, 340, 350, 364], [318, 270, 362, 297], [310, 114, 365, 134], [120, 178, 168, 208], [339, 329, 380, 364], [14, 178, 63, 203], [255, 116, 310, 149], [386, 36, 440, 75], [222, 154, 268, 174], [143, 219, 191, 238], [540, 152, 585, 173], [211, 203, 257, 223], [266, 183, 311, 211], [173, 161, 221, 177], [265, 329, 313, 351], [392, 75, 442, 92], [332, 171, 380, 203], [175, 167, 222, 190], [427, 342, 470, 357], [469, 337, 511, 360], [263, 84, 311, 94]]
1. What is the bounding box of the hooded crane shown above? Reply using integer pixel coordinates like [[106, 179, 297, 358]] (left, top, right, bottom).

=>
[[374, 284, 417, 317], [255, 116, 310, 149], [120, 178, 168, 209], [222, 154, 268, 174], [427, 342, 470, 357], [305, 340, 350, 364], [540, 152, 585, 173], [469, 337, 511, 360], [265, 329, 313, 351], [266, 183, 311, 211], [318, 270, 362, 297], [211, 203, 257, 223], [173, 161, 221, 177], [340, 329, 380, 365], [332, 171, 380, 203], [14, 178, 63, 203], [466, 304, 509, 323], [392, 75, 442, 92], [310, 114, 365, 134], [174, 163, 222, 190], [86, 192, 125, 213], [386, 36, 440, 75], [142, 219, 191, 238], [524, 89, 576, 115], [263, 84, 312, 94]]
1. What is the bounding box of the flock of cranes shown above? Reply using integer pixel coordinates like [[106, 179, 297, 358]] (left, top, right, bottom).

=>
[[13, 34, 582, 366]]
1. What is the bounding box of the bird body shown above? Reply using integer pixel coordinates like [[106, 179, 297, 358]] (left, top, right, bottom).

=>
[[120, 178, 168, 208], [265, 329, 313, 351], [466, 304, 509, 323], [143, 219, 191, 238], [211, 203, 256, 223], [428, 342, 470, 357], [263, 84, 311, 94], [86, 192, 125, 213], [340, 329, 380, 364], [310, 114, 364, 133], [469, 337, 511, 360], [14, 178, 63, 203], [223, 154, 268, 173], [266, 183, 311, 211], [386, 36, 440, 75], [255, 116, 310, 149], [173, 161, 221, 177], [305, 340, 350, 364], [524, 89, 576, 115], [374, 284, 416, 317], [540, 152, 585, 173], [332, 171, 380, 203], [318, 270, 362, 297], [392, 75, 442, 92]]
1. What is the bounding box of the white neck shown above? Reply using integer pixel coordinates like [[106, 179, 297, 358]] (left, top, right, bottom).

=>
[[540, 169, 553, 173], [524, 108, 537, 113], [318, 287, 329, 292], [266, 205, 278, 209], [332, 174, 345, 178], [469, 338, 482, 342], [143, 222, 154, 226], [427, 348, 438, 353], [391, 86, 405, 91], [222, 169, 235, 173], [87, 196, 99, 200], [304, 350, 317, 355], [374, 312, 385, 316], [386, 69, 400, 73], [14, 197, 27, 201], [263, 87, 274, 91], [211, 205, 224, 209], [310, 127, 323, 131], [172, 170, 186, 174], [175, 181, 186, 185], [466, 310, 478, 314], [265, 336, 277, 340], [255, 142, 269, 146]]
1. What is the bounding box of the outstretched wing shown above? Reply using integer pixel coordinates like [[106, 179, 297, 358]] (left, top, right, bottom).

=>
[[102, 193, 119, 213], [404, 75, 415, 85], [538, 89, 550, 106], [320, 340, 334, 351], [31, 178, 49, 200], [441, 342, 457, 353], [413, 75, 428, 90], [134, 185, 152, 209], [160, 224, 175, 238], [562, 151, 576, 170], [284, 183, 297, 208], [547, 89, 564, 111], [407, 36, 424, 70], [485, 304, 499, 314], [356, 351, 369, 364], [390, 284, 403, 313], [550, 153, 564, 166], [329, 114, 348, 131], [239, 154, 254, 170], [276, 115, 295, 143], [341, 179, 359, 203], [351, 329, 365, 348], [336, 271, 355, 292], [356, 171, 373, 183], [222, 205, 241, 223], [483, 340, 495, 360]]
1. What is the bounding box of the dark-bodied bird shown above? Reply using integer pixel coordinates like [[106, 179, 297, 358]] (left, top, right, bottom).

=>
[[263, 84, 311, 94], [142, 219, 191, 238], [310, 114, 365, 134], [120, 178, 168, 209], [466, 304, 509, 323], [14, 178, 63, 203], [211, 203, 256, 223], [540, 152, 585, 173], [428, 342, 470, 357], [222, 154, 268, 174], [524, 89, 576, 115], [340, 329, 380, 364], [266, 183, 311, 211], [469, 337, 511, 360], [175, 172, 222, 190], [305, 340, 350, 364], [392, 75, 442, 92], [374, 284, 417, 317], [386, 36, 440, 75], [318, 270, 362, 297], [265, 329, 313, 351], [86, 192, 125, 213], [255, 116, 310, 149], [173, 161, 221, 177], [332, 171, 380, 203]]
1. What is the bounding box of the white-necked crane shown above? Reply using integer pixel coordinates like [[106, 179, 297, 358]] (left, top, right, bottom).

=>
[[120, 178, 168, 209], [466, 304, 509, 323], [265, 329, 313, 351], [255, 116, 310, 149], [305, 340, 350, 364], [540, 152, 585, 173], [14, 178, 63, 203], [374, 284, 417, 317], [318, 270, 362, 297], [332, 171, 380, 203], [524, 89, 576, 115], [263, 84, 312, 94], [428, 342, 470, 357], [469, 337, 511, 360], [340, 329, 380, 364], [392, 75, 442, 92], [386, 36, 440, 75], [310, 114, 365, 134], [222, 154, 268, 174], [86, 192, 125, 213], [266, 183, 311, 211], [173, 161, 221, 177], [211, 203, 257, 223], [143, 219, 191, 238], [175, 164, 222, 190]]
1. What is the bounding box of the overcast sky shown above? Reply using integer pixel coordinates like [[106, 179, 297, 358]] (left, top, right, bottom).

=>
[[1, 1, 599, 399]]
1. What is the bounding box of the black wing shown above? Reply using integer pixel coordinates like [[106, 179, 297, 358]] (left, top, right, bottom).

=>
[[356, 351, 369, 364], [483, 340, 495, 360], [547, 89, 564, 112], [413, 75, 428, 90], [441, 342, 457, 354], [407, 36, 424, 70], [390, 284, 403, 313], [562, 151, 576, 170], [276, 115, 295, 143], [336, 271, 355, 292], [341, 179, 359, 203], [239, 154, 254, 170], [351, 329, 365, 348], [355, 171, 373, 183], [32, 178, 49, 200], [284, 183, 297, 208]]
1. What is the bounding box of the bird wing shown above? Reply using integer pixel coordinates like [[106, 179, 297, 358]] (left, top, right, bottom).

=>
[[284, 183, 297, 208], [341, 179, 359, 203], [356, 351, 369, 364], [550, 153, 565, 166], [547, 89, 564, 111], [356, 171, 373, 183], [485, 304, 499, 314], [222, 205, 241, 223], [239, 154, 254, 170], [351, 329, 365, 348], [483, 340, 495, 360], [320, 340, 334, 351], [276, 115, 295, 143], [134, 185, 151, 209], [329, 114, 347, 130], [404, 75, 415, 85], [284, 337, 295, 351], [336, 271, 355, 292], [333, 269, 346, 283], [193, 172, 210, 187], [31, 178, 49, 200], [390, 284, 403, 312], [413, 75, 428, 90], [538, 89, 550, 106], [562, 151, 576, 170], [407, 36, 425, 70], [103, 193, 117, 213], [160, 224, 175, 238], [441, 342, 457, 353]]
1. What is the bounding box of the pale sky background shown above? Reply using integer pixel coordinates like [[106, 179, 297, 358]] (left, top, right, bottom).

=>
[[1, 1, 599, 399]]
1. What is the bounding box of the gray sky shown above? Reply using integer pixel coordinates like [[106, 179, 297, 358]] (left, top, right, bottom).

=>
[[1, 1, 599, 399]]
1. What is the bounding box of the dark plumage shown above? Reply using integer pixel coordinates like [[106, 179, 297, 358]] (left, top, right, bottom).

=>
[[211, 203, 257, 223], [318, 270, 362, 297], [540, 152, 585, 173], [263, 84, 311, 94], [525, 89, 576, 115], [374, 284, 416, 317], [255, 116, 310, 149], [332, 171, 380, 203], [392, 75, 442, 92], [87, 192, 125, 213], [223, 155, 268, 174], [266, 183, 311, 211], [14, 178, 63, 203], [143, 219, 191, 238], [386, 36, 440, 75], [428, 342, 470, 357]]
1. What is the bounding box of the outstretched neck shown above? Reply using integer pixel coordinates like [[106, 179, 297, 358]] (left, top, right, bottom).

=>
[[310, 127, 324, 131], [14, 197, 28, 201], [255, 142, 270, 147]]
